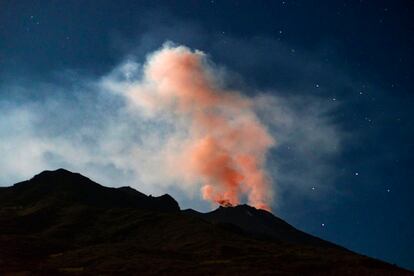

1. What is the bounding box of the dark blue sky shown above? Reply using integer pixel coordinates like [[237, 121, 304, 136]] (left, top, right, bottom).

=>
[[1, 0, 413, 270]]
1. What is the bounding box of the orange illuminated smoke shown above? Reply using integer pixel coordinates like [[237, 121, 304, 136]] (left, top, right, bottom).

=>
[[127, 44, 275, 211]]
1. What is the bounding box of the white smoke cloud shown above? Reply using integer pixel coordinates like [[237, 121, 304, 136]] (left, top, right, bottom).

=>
[[0, 43, 343, 211]]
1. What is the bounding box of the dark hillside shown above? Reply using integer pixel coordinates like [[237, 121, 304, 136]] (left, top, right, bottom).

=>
[[0, 169, 410, 275]]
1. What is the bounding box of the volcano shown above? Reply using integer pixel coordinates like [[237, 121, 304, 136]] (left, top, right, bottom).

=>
[[0, 169, 410, 275]]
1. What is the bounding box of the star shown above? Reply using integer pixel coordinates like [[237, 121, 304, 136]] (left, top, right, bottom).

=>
[[355, 172, 359, 176]]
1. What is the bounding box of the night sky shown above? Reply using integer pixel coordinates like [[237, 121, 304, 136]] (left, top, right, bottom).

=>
[[1, 0, 413, 270]]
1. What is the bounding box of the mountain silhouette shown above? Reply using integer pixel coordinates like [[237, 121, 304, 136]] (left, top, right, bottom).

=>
[[0, 168, 179, 212], [0, 169, 411, 275], [183, 205, 339, 248]]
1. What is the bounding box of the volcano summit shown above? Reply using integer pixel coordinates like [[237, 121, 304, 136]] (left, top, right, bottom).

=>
[[0, 169, 410, 275]]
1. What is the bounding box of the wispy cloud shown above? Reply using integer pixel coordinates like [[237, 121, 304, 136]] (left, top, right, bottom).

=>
[[0, 41, 344, 211]]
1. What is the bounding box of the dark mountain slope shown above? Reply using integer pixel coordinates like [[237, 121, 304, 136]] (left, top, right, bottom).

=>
[[0, 168, 179, 212], [0, 169, 411, 275], [183, 205, 339, 248]]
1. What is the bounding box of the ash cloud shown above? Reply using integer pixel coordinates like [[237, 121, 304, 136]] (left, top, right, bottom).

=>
[[105, 44, 275, 210], [0, 42, 343, 212]]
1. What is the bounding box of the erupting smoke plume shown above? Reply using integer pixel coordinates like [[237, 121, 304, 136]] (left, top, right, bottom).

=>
[[123, 44, 275, 210]]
